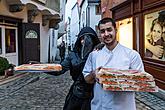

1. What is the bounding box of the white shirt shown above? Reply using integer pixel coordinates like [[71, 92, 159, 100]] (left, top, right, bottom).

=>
[[83, 43, 144, 110]]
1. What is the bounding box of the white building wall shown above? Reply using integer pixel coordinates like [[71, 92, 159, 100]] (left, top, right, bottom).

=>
[[59, 0, 65, 32], [65, 18, 71, 53], [70, 3, 79, 48], [80, 1, 101, 31], [36, 13, 50, 63], [65, 0, 77, 22], [89, 5, 101, 31], [66, 0, 101, 51], [49, 29, 58, 62], [80, 0, 88, 29], [65, 0, 78, 51]]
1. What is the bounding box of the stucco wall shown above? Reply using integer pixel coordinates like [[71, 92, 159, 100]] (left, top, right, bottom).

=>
[[80, 0, 88, 29], [0, 0, 57, 63], [70, 3, 79, 48], [89, 5, 101, 31]]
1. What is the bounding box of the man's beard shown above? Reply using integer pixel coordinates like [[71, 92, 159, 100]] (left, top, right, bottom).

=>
[[105, 39, 116, 46], [104, 34, 114, 45]]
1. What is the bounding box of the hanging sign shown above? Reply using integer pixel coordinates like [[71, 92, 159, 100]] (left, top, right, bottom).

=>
[[25, 30, 38, 39]]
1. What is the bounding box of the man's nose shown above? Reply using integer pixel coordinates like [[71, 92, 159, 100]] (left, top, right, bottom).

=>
[[104, 30, 109, 36]]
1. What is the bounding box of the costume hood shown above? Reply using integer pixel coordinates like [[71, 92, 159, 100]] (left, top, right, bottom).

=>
[[73, 27, 100, 59]]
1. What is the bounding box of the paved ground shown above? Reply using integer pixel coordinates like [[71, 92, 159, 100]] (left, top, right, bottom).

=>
[[136, 92, 165, 110], [0, 71, 164, 110]]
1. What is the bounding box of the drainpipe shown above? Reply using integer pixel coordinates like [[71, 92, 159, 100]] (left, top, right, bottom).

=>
[[86, 5, 90, 27], [48, 34, 50, 63], [77, 3, 81, 32]]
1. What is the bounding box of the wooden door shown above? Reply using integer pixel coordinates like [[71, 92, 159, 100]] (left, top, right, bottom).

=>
[[22, 23, 40, 64]]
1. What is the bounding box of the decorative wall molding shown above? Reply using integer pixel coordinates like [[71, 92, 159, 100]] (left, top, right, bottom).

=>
[[28, 9, 39, 23], [9, 4, 25, 12]]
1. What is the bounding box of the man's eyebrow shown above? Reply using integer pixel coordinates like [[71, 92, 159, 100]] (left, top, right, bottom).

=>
[[107, 27, 112, 29]]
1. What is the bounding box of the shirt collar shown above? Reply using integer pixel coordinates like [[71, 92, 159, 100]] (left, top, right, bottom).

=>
[[103, 42, 120, 53]]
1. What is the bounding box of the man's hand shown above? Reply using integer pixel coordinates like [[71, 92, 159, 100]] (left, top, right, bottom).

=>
[[84, 67, 102, 84], [94, 43, 105, 51], [84, 71, 96, 84]]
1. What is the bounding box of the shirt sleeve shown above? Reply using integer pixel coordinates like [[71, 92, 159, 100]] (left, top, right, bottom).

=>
[[130, 50, 144, 71], [83, 52, 93, 78], [60, 53, 71, 74]]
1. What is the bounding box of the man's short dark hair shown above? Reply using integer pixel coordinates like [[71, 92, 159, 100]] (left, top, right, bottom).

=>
[[98, 17, 116, 30]]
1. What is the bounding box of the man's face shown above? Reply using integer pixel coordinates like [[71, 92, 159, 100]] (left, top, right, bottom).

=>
[[99, 22, 116, 46]]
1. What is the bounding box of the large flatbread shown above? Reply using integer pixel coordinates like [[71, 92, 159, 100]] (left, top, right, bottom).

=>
[[15, 64, 62, 72]]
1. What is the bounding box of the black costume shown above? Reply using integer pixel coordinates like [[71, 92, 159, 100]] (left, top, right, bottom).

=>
[[49, 27, 100, 110], [59, 41, 66, 62]]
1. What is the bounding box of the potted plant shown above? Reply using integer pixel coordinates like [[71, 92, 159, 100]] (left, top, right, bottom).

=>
[[0, 57, 10, 76], [5, 63, 15, 77], [0, 57, 15, 77]]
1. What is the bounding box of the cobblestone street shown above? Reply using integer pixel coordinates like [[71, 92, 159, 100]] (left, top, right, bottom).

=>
[[0, 72, 164, 110], [0, 72, 72, 110]]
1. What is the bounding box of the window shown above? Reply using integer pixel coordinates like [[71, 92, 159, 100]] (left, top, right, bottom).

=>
[[5, 29, 16, 53], [95, 4, 101, 15], [0, 28, 2, 54], [116, 17, 133, 49]]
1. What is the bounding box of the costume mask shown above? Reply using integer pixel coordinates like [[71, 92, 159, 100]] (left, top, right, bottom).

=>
[[81, 34, 93, 59]]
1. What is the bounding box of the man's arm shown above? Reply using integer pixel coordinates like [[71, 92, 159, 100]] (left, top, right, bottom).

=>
[[83, 53, 96, 84], [130, 50, 144, 71], [45, 54, 71, 76]]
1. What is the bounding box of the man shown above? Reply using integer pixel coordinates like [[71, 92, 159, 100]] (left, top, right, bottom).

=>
[[82, 18, 144, 110]]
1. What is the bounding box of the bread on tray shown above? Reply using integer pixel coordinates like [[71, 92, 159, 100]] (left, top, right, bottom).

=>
[[15, 64, 62, 72], [96, 68, 158, 92]]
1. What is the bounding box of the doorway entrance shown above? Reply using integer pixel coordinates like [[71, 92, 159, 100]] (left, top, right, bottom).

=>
[[21, 23, 40, 64]]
